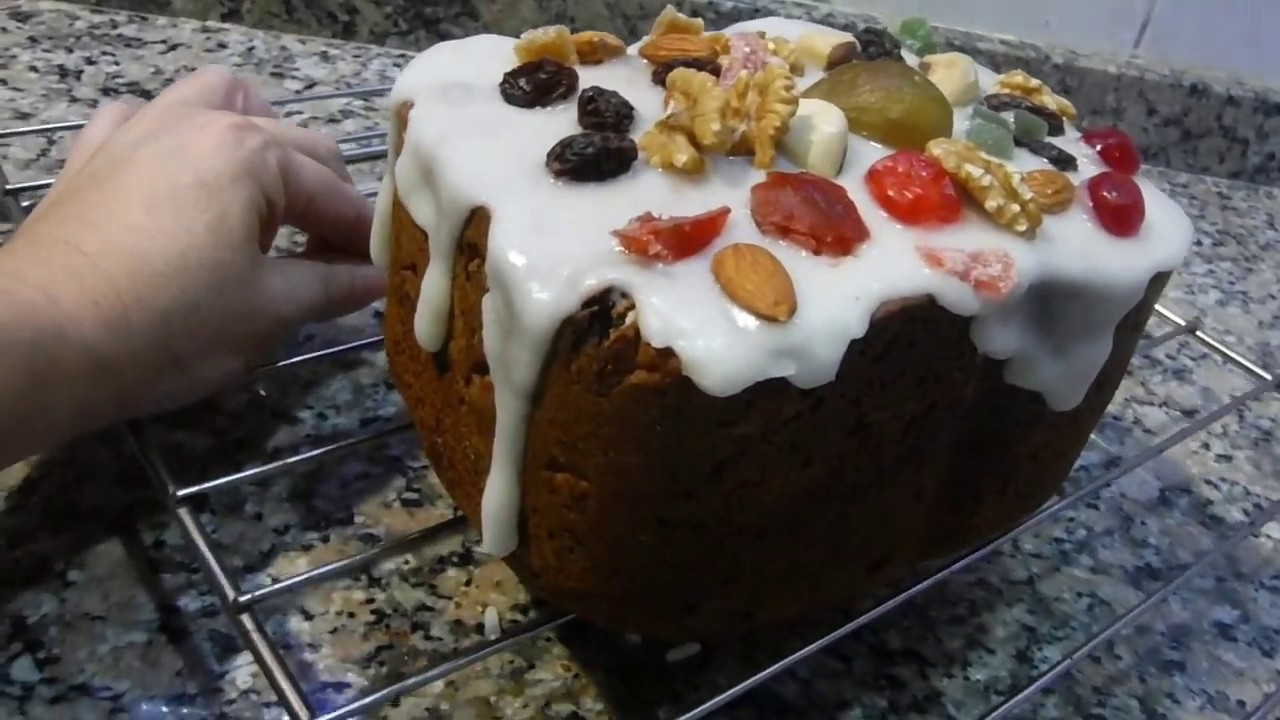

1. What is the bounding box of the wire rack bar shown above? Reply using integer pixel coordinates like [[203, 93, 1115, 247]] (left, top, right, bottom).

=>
[[316, 612, 574, 720], [5, 79, 1279, 720], [1246, 686, 1280, 720], [0, 165, 23, 221], [1136, 320, 1199, 354], [1, 129, 388, 200], [172, 419, 412, 500], [123, 426, 315, 719], [980, 495, 1280, 720], [256, 336, 386, 374], [0, 85, 393, 142], [235, 515, 468, 610], [1153, 305, 1274, 384]]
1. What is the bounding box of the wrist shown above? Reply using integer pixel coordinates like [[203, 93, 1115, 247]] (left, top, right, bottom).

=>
[[0, 234, 121, 463]]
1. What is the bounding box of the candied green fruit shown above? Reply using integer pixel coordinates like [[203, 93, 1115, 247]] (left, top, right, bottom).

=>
[[801, 61, 953, 151], [896, 16, 937, 55], [971, 105, 1013, 132], [966, 118, 1015, 159], [1009, 108, 1049, 142], [898, 16, 930, 36]]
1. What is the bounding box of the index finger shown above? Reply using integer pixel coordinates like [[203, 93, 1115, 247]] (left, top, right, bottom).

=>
[[270, 147, 374, 260]]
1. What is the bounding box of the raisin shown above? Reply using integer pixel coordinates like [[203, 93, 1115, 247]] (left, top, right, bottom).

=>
[[577, 86, 635, 133], [1015, 137, 1079, 172], [981, 93, 1064, 136], [500, 59, 578, 109], [651, 57, 721, 87], [546, 132, 637, 182], [853, 26, 904, 63]]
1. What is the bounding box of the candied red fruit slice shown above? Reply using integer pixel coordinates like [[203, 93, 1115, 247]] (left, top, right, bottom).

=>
[[917, 246, 1017, 300], [865, 150, 964, 226], [613, 206, 732, 262], [1087, 171, 1145, 238], [750, 171, 870, 257], [1081, 126, 1141, 175]]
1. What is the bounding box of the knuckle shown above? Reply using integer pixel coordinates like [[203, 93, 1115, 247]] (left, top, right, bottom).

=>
[[186, 65, 239, 96], [212, 113, 270, 152], [319, 135, 346, 170]]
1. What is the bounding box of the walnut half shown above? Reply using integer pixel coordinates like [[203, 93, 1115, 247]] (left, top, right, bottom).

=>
[[638, 117, 706, 174], [925, 138, 1043, 237], [992, 70, 1077, 121], [725, 64, 799, 169], [637, 60, 799, 174]]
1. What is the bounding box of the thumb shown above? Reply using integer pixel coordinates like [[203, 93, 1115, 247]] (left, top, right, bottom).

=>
[[265, 256, 387, 328]]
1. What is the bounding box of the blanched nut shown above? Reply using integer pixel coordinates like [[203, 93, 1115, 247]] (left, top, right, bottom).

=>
[[794, 29, 856, 68], [925, 138, 1043, 237], [992, 70, 1077, 121], [779, 98, 848, 178], [649, 4, 704, 37], [919, 52, 980, 106], [514, 25, 578, 64]]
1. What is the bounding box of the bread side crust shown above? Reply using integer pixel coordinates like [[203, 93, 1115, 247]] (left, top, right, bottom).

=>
[[383, 106, 1170, 640]]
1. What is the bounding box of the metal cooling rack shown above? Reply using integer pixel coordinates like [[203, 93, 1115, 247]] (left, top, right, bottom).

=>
[[3, 84, 1280, 720]]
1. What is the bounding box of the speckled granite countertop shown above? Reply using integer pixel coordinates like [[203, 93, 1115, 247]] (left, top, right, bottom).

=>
[[2, 1, 1280, 719]]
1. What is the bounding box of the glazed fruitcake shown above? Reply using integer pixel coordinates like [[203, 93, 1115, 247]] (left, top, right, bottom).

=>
[[371, 9, 1194, 640]]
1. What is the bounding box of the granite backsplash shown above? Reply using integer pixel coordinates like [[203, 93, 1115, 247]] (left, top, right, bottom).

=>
[[56, 0, 1280, 187]]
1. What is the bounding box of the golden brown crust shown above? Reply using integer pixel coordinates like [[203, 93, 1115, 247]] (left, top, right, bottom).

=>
[[382, 106, 1169, 640]]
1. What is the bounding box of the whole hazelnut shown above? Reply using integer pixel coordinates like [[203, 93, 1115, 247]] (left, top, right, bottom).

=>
[[824, 41, 864, 71]]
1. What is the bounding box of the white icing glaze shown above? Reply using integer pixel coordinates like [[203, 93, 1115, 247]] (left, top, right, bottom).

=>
[[371, 16, 1195, 557]]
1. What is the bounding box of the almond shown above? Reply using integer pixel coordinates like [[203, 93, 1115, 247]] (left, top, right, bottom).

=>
[[638, 33, 718, 65], [1023, 169, 1075, 214], [572, 30, 626, 64], [711, 243, 797, 323]]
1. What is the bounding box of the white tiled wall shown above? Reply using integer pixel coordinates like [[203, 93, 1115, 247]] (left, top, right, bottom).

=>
[[1138, 0, 1280, 87], [833, 0, 1280, 88]]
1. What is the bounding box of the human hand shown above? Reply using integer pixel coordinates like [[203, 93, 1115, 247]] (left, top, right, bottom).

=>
[[7, 65, 385, 425]]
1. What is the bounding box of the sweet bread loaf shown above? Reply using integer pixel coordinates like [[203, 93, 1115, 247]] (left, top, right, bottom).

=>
[[372, 10, 1193, 640]]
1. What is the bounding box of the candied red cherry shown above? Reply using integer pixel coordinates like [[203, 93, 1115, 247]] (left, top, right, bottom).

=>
[[1081, 126, 1141, 175], [865, 150, 964, 226], [917, 246, 1017, 299], [750, 171, 870, 257], [613, 206, 732, 262], [1087, 171, 1145, 238]]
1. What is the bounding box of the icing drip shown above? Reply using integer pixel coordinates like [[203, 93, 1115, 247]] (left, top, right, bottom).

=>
[[371, 18, 1195, 557]]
